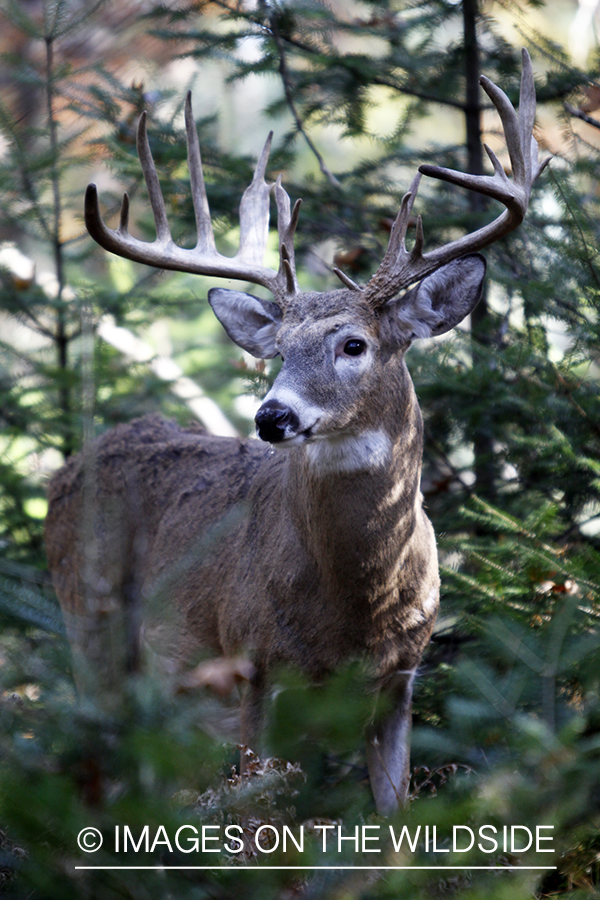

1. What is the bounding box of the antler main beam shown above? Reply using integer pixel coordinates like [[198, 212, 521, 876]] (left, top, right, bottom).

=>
[[363, 49, 550, 307], [85, 92, 299, 301]]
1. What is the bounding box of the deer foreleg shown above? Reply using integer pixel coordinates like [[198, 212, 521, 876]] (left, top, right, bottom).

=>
[[239, 662, 267, 773], [366, 669, 415, 815]]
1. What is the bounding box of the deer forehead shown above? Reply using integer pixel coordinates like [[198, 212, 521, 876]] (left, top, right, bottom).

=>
[[283, 288, 380, 325], [282, 288, 376, 322], [277, 291, 380, 353], [275, 319, 376, 358]]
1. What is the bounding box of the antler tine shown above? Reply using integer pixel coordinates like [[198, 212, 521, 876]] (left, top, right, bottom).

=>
[[137, 111, 171, 244], [84, 97, 304, 300], [333, 267, 362, 291], [237, 132, 275, 266], [273, 176, 301, 300], [119, 191, 130, 232], [518, 48, 537, 162], [184, 91, 216, 253], [361, 173, 425, 306], [478, 74, 524, 184], [85, 183, 131, 256], [363, 49, 550, 309], [384, 172, 422, 264]]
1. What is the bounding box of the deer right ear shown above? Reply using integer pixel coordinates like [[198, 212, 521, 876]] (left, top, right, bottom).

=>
[[381, 254, 486, 346], [208, 288, 283, 359]]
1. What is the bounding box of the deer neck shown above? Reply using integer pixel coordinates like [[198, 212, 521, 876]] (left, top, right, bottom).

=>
[[283, 377, 424, 594]]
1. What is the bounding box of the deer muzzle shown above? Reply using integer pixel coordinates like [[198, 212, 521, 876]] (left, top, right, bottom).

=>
[[255, 400, 300, 444]]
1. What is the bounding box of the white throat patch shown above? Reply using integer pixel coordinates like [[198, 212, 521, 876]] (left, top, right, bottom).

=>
[[305, 429, 392, 474]]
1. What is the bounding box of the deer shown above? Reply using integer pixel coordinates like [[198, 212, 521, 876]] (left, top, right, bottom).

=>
[[45, 50, 548, 815]]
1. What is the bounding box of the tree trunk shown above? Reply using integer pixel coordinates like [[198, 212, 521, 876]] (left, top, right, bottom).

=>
[[463, 0, 496, 499]]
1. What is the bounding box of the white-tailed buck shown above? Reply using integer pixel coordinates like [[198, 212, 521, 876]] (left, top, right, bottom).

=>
[[45, 50, 548, 814]]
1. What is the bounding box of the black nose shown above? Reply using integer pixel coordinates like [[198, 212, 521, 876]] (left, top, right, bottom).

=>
[[255, 400, 299, 444]]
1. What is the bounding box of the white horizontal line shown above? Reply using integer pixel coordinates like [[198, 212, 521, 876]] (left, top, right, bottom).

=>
[[74, 865, 557, 871]]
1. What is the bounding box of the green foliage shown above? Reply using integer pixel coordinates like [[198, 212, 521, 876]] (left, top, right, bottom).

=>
[[1, 0, 600, 897]]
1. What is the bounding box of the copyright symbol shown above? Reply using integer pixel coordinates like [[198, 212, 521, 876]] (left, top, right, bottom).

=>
[[77, 827, 103, 852]]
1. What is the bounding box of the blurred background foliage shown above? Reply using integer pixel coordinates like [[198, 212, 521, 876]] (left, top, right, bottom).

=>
[[0, 0, 600, 896]]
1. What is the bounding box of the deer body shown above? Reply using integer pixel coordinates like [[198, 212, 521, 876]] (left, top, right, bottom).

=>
[[45, 52, 547, 813], [46, 290, 444, 813], [47, 385, 435, 678]]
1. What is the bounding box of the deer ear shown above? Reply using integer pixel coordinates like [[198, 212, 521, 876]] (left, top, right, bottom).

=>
[[383, 254, 486, 343], [208, 288, 283, 359]]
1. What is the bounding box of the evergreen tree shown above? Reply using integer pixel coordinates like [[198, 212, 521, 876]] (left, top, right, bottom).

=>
[[0, 0, 599, 896]]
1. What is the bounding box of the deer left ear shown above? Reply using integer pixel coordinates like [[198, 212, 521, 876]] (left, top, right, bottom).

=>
[[383, 254, 486, 344], [208, 288, 283, 358]]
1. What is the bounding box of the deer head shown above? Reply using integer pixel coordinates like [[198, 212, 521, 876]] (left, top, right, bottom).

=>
[[85, 50, 548, 457]]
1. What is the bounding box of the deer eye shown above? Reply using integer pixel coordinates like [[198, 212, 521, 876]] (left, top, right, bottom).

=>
[[343, 339, 367, 357]]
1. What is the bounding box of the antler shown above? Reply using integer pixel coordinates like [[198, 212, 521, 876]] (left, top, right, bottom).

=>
[[85, 92, 301, 303], [361, 49, 550, 308]]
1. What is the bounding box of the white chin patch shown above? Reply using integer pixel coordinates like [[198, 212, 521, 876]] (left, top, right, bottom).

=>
[[422, 587, 438, 615], [305, 429, 392, 474]]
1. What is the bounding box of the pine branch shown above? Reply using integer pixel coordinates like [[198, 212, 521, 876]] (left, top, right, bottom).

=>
[[565, 102, 600, 131], [268, 10, 341, 188], [549, 167, 600, 291]]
